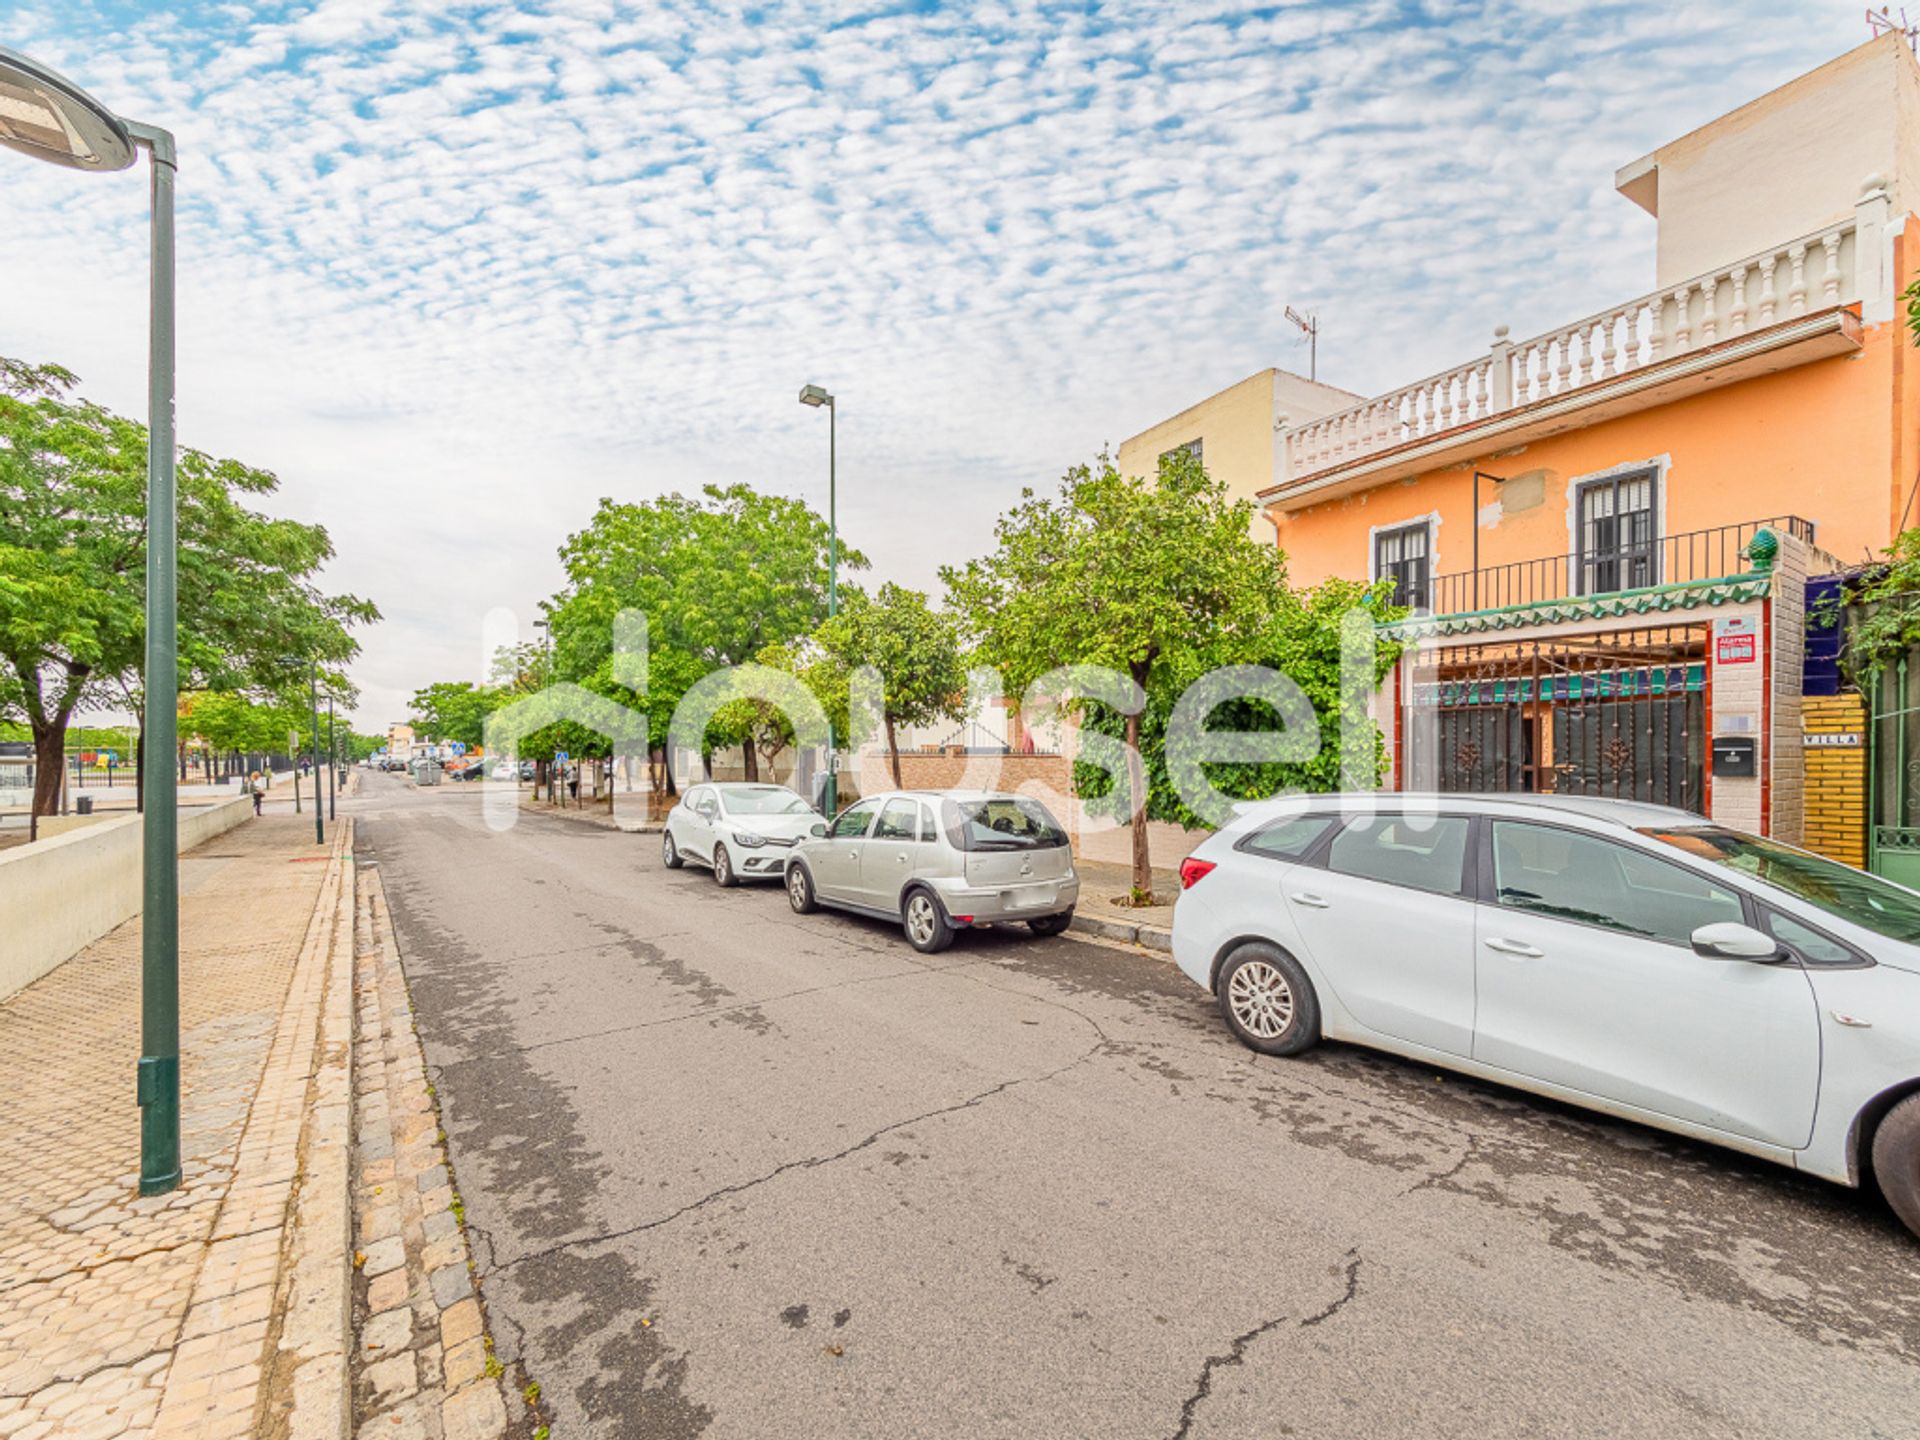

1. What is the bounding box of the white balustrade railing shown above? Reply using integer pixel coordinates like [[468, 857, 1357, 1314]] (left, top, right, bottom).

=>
[[1281, 218, 1860, 482]]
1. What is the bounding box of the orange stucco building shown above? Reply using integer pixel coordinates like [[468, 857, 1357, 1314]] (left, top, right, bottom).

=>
[[1124, 34, 1920, 850]]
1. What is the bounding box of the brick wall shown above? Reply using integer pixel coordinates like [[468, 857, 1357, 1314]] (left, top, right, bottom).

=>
[[1801, 693, 1868, 867], [889, 751, 1073, 796]]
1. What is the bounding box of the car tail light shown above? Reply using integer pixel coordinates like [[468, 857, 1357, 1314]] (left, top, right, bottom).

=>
[[1179, 857, 1216, 889], [953, 915, 974, 926]]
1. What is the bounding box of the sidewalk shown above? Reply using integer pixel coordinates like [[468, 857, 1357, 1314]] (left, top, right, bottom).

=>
[[0, 815, 354, 1439], [1067, 859, 1179, 950]]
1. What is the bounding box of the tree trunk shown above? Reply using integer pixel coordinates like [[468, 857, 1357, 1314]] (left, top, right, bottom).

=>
[[742, 741, 759, 782], [885, 713, 903, 789], [1124, 705, 1152, 902], [29, 719, 65, 818]]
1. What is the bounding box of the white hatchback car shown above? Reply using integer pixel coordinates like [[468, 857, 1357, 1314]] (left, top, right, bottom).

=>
[[785, 790, 1079, 953], [662, 783, 823, 886], [1171, 793, 1920, 1242]]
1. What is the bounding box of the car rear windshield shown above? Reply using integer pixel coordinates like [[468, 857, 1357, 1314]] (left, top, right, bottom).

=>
[[944, 797, 1068, 851], [723, 788, 814, 816], [1639, 825, 1920, 944]]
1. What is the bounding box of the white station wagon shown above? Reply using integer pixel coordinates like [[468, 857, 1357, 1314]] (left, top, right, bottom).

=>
[[786, 790, 1079, 953], [1171, 793, 1920, 1242]]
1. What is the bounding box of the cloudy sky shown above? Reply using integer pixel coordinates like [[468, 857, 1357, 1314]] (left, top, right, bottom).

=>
[[0, 0, 1876, 729]]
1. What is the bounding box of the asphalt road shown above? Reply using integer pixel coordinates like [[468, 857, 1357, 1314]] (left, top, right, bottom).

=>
[[350, 774, 1920, 1440]]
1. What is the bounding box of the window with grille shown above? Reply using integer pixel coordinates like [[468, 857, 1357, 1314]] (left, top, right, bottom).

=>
[[1374, 522, 1431, 610], [1578, 471, 1658, 595], [1159, 438, 1203, 469]]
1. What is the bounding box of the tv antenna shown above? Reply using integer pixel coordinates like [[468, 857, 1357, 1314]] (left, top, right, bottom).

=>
[[1868, 6, 1920, 50], [1284, 306, 1319, 381]]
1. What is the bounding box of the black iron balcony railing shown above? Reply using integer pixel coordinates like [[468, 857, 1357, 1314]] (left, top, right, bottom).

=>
[[1423, 515, 1814, 616]]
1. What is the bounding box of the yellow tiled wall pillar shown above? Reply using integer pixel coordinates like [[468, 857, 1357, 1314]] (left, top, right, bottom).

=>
[[1802, 693, 1868, 868]]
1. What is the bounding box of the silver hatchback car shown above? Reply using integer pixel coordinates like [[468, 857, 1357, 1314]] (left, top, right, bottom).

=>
[[785, 790, 1079, 952]]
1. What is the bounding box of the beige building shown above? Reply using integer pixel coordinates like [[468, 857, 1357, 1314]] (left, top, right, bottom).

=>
[[1114, 367, 1359, 539]]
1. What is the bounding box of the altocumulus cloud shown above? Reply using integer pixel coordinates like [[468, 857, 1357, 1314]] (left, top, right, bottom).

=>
[[0, 0, 1870, 726]]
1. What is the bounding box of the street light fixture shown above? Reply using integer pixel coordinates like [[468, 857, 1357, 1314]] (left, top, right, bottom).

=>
[[0, 47, 182, 1197], [533, 620, 553, 801], [798, 383, 838, 816]]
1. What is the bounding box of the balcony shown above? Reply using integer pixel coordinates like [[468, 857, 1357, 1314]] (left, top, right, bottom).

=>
[[1266, 208, 1882, 506], [1419, 515, 1814, 619]]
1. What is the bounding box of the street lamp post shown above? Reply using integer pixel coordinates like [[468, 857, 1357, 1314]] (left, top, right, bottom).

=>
[[0, 48, 183, 1196], [309, 664, 324, 846], [534, 618, 552, 801], [798, 384, 837, 816], [327, 696, 337, 822]]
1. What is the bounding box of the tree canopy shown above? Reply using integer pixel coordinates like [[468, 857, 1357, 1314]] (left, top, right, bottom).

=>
[[545, 483, 866, 782], [942, 449, 1291, 897], [0, 357, 377, 813], [815, 583, 964, 786]]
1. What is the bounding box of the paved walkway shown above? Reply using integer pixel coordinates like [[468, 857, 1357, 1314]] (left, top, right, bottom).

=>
[[0, 815, 347, 1440], [346, 864, 510, 1439]]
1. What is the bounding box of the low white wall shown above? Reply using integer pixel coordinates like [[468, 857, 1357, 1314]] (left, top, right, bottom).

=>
[[0, 795, 255, 1003]]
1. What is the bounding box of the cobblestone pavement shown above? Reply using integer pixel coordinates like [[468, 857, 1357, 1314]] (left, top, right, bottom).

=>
[[0, 815, 350, 1440], [349, 864, 513, 1440]]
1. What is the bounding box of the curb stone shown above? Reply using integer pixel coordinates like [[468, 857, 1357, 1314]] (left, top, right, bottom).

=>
[[1068, 912, 1174, 953], [349, 864, 517, 1440]]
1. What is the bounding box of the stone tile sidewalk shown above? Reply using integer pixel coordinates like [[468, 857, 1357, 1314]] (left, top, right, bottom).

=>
[[0, 815, 355, 1440], [348, 864, 513, 1439]]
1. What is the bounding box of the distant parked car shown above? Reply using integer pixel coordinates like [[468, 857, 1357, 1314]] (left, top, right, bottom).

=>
[[1169, 791, 1920, 1243], [784, 790, 1077, 954], [489, 761, 517, 781], [663, 783, 826, 886]]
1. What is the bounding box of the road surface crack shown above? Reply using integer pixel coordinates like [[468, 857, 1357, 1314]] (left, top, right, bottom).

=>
[[1301, 1248, 1363, 1326], [488, 1038, 1107, 1275], [1168, 1248, 1362, 1440]]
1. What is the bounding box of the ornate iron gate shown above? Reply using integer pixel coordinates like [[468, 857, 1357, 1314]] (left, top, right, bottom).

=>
[[1417, 625, 1707, 810], [1869, 656, 1920, 887]]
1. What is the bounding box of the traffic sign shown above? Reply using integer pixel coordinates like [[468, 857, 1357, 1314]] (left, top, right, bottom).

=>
[[555, 750, 569, 762], [450, 741, 467, 756]]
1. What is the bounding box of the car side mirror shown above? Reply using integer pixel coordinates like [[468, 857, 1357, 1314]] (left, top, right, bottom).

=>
[[810, 822, 828, 838], [1690, 922, 1781, 962]]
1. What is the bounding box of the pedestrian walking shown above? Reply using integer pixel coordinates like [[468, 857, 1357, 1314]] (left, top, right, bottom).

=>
[[567, 760, 580, 802], [249, 770, 266, 817]]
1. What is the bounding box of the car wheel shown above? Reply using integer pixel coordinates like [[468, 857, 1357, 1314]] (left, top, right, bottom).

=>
[[662, 831, 684, 870], [1028, 911, 1073, 937], [1216, 944, 1320, 1057], [787, 863, 818, 914], [1871, 1091, 1920, 1241], [903, 888, 954, 954], [712, 843, 738, 888]]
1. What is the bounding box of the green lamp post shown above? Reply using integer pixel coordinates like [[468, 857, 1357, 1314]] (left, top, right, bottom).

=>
[[0, 47, 183, 1195], [799, 383, 837, 816]]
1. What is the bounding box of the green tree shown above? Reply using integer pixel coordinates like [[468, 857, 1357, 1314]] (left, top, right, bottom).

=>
[[547, 483, 865, 782], [1073, 577, 1401, 830], [816, 584, 964, 787], [943, 449, 1310, 900], [0, 357, 376, 815], [408, 681, 504, 751]]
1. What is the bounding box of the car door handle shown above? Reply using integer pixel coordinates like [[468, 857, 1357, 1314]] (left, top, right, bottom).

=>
[[1484, 938, 1544, 959], [1290, 892, 1331, 908], [895, 853, 908, 864]]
